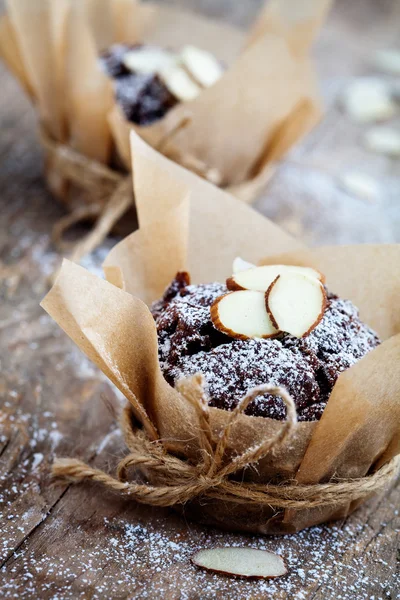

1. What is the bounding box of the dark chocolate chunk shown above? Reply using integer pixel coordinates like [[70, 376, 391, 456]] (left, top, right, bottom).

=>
[[151, 272, 191, 320], [99, 44, 178, 126]]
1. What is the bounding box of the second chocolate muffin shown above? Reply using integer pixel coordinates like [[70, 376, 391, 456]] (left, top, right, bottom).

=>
[[100, 43, 224, 126]]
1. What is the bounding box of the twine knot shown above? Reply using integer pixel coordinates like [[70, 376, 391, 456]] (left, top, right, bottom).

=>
[[39, 119, 222, 265], [52, 377, 400, 511]]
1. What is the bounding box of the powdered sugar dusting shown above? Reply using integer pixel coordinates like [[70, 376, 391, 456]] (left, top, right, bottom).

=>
[[153, 278, 380, 421], [172, 339, 320, 420]]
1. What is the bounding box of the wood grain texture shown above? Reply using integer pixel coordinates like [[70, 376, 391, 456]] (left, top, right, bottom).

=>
[[0, 0, 399, 598]]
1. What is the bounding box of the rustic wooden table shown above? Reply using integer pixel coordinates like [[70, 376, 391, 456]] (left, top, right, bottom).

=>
[[1, 0, 399, 598]]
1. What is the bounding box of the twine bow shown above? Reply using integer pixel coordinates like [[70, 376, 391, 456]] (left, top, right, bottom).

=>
[[39, 118, 222, 265], [40, 127, 132, 265], [52, 378, 400, 510]]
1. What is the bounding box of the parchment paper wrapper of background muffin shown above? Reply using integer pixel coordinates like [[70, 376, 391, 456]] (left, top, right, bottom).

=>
[[41, 133, 400, 534], [0, 0, 330, 209]]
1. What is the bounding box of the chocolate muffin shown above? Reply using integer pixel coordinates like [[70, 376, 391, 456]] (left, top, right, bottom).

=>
[[151, 271, 380, 422], [100, 44, 223, 126], [100, 44, 178, 126]]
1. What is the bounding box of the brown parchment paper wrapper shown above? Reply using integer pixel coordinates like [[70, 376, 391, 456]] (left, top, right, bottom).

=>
[[108, 0, 327, 196], [247, 0, 333, 56], [41, 134, 400, 534], [1, 0, 329, 207]]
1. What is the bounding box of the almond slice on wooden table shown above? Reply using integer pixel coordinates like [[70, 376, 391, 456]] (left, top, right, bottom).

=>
[[364, 127, 400, 157], [338, 171, 379, 203], [341, 78, 396, 123], [211, 290, 279, 339], [227, 264, 324, 292], [192, 547, 287, 579], [265, 272, 327, 338], [180, 45, 224, 88], [374, 49, 400, 75]]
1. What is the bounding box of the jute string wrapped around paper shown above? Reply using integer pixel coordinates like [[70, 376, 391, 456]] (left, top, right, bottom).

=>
[[0, 0, 330, 262], [39, 120, 204, 264], [41, 133, 400, 535], [53, 380, 400, 511]]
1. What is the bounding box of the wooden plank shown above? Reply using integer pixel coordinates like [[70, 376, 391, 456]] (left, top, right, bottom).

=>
[[0, 0, 399, 598]]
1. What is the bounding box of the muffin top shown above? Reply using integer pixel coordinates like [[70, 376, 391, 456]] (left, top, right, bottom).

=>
[[100, 44, 223, 126], [151, 270, 380, 422]]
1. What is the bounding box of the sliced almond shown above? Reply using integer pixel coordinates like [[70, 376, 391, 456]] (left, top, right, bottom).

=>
[[265, 273, 326, 338], [341, 78, 396, 123], [159, 64, 202, 102], [232, 257, 256, 274], [211, 291, 279, 340], [338, 171, 379, 203], [192, 547, 287, 579], [364, 127, 400, 157], [123, 47, 177, 75], [227, 265, 324, 292], [180, 45, 224, 88]]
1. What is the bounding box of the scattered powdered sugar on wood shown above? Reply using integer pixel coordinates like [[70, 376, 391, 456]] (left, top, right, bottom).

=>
[[1, 369, 396, 598], [0, 507, 397, 599]]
